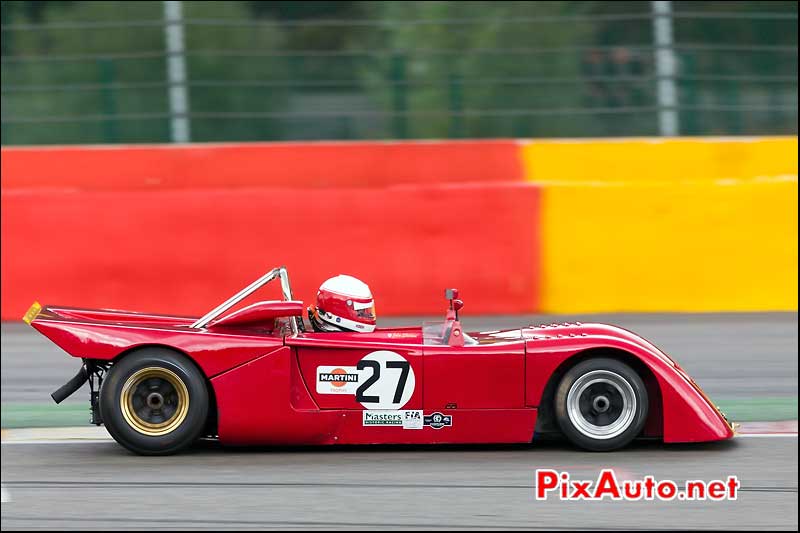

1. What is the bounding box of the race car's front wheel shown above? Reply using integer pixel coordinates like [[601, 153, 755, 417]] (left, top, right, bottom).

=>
[[100, 347, 209, 455], [554, 358, 648, 451]]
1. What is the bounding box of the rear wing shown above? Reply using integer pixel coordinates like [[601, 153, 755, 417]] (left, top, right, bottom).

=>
[[22, 265, 300, 334]]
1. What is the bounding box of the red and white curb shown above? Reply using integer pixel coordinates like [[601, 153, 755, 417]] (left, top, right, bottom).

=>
[[735, 420, 798, 438]]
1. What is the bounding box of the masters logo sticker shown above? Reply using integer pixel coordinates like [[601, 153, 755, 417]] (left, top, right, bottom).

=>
[[363, 410, 423, 429], [316, 366, 359, 394]]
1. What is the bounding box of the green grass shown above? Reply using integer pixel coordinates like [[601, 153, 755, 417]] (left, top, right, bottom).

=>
[[713, 397, 798, 423], [2, 397, 796, 429], [2, 403, 91, 429]]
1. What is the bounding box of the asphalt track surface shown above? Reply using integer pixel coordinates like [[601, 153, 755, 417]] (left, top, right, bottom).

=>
[[1, 313, 798, 530]]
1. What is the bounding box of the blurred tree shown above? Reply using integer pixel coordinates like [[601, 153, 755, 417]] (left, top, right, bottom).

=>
[[1, 0, 73, 54], [1, 0, 796, 143], [246, 1, 366, 52], [247, 1, 355, 20], [354, 1, 598, 138]]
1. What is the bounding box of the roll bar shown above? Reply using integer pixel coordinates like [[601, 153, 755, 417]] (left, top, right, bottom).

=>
[[191, 266, 298, 334]]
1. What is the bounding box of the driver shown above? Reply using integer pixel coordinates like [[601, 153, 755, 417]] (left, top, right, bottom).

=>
[[307, 275, 376, 332]]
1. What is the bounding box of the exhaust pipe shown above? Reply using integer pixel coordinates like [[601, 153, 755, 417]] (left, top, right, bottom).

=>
[[51, 364, 89, 404]]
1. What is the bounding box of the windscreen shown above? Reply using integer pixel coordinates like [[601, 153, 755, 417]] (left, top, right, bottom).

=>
[[422, 321, 450, 345]]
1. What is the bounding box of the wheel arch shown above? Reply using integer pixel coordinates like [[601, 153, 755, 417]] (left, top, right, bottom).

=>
[[533, 347, 663, 440], [106, 344, 218, 437]]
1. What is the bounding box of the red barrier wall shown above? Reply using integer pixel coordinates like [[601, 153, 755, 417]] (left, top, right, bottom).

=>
[[1, 140, 523, 190], [1, 184, 540, 319]]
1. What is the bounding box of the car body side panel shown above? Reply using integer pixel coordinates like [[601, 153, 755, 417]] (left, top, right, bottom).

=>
[[212, 345, 538, 445], [523, 323, 734, 443], [212, 347, 342, 445], [423, 342, 526, 409]]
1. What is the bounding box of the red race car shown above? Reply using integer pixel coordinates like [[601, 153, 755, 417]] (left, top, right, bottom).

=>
[[25, 266, 734, 455]]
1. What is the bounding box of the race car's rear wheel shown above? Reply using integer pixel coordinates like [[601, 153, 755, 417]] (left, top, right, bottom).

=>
[[120, 366, 190, 436], [554, 358, 648, 451], [100, 347, 208, 455]]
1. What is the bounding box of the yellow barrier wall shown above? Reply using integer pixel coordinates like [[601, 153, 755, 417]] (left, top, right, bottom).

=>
[[523, 137, 798, 313], [523, 136, 798, 183]]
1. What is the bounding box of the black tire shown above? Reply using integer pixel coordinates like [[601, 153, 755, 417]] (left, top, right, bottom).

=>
[[554, 357, 648, 452], [100, 347, 209, 455]]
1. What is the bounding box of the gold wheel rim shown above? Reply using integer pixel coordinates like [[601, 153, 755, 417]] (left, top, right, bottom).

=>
[[120, 367, 190, 436]]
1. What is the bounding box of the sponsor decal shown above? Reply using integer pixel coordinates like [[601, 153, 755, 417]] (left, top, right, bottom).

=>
[[424, 412, 452, 429], [315, 351, 416, 410], [363, 410, 423, 429], [387, 332, 418, 339], [319, 369, 359, 385], [403, 410, 423, 429], [316, 366, 359, 394]]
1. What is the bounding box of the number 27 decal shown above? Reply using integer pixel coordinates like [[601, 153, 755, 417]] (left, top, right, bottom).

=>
[[316, 350, 416, 409], [356, 359, 410, 404]]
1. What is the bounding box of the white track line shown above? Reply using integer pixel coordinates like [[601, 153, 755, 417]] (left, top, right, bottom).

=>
[[736, 433, 798, 438], [1, 484, 10, 503]]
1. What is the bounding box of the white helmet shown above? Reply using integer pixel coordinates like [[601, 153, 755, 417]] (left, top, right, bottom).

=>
[[310, 275, 376, 333]]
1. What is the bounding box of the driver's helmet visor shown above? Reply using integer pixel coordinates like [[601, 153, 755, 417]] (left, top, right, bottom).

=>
[[353, 300, 376, 321]]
